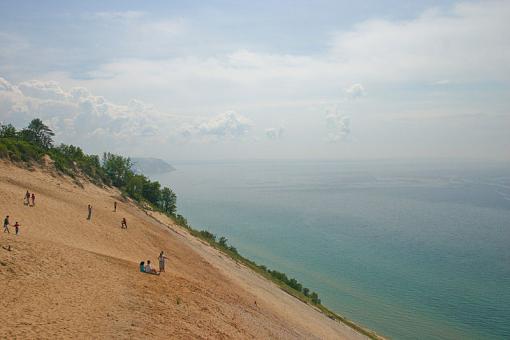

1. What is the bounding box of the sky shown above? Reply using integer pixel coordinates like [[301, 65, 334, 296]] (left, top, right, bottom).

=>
[[0, 0, 509, 161]]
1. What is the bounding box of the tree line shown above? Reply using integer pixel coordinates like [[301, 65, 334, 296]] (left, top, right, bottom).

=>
[[0, 119, 176, 215], [194, 229, 321, 304]]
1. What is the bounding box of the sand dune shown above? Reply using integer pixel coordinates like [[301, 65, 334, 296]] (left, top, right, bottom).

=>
[[0, 160, 367, 339]]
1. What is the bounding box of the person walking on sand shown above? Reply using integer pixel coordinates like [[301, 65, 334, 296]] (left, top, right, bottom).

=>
[[158, 251, 169, 272], [14, 222, 20, 235], [24, 190, 30, 205], [31, 193, 36, 207], [3, 215, 10, 233], [114, 201, 117, 212], [87, 204, 92, 220], [121, 217, 127, 229]]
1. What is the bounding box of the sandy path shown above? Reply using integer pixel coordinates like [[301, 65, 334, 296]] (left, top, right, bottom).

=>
[[0, 161, 368, 339]]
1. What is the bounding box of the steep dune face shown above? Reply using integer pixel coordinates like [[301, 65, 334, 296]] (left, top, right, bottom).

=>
[[0, 161, 366, 339]]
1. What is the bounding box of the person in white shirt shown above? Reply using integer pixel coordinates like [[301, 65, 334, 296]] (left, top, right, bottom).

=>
[[144, 260, 159, 275], [158, 251, 169, 272]]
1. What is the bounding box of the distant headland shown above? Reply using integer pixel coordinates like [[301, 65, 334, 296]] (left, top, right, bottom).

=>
[[131, 157, 175, 175]]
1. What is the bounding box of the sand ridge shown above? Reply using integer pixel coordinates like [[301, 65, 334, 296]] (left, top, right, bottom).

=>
[[0, 161, 367, 339]]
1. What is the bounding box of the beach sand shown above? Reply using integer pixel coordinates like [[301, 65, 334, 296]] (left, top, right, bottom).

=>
[[0, 160, 367, 339]]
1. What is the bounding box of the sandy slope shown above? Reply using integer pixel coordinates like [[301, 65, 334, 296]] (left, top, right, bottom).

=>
[[0, 161, 367, 339]]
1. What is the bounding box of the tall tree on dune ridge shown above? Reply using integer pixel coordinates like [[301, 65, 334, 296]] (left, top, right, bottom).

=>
[[20, 118, 55, 149]]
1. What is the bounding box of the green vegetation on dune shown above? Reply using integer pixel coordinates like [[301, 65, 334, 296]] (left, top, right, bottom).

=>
[[0, 119, 176, 214], [0, 118, 382, 339], [174, 217, 383, 339]]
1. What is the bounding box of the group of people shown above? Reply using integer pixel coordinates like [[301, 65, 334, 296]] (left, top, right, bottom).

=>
[[24, 190, 36, 207], [84, 200, 171, 275], [3, 215, 21, 235], [140, 251, 169, 275], [86, 201, 127, 230], [2, 190, 35, 235], [5, 189, 171, 275]]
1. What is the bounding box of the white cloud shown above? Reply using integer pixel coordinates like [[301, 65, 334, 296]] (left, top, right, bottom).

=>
[[0, 77, 21, 94], [329, 1, 510, 83], [433, 79, 451, 85], [94, 11, 145, 21], [1, 78, 256, 152], [18, 80, 70, 101], [140, 19, 185, 36], [74, 1, 510, 114], [198, 111, 251, 137], [326, 111, 350, 142], [179, 111, 252, 141], [2, 1, 509, 160], [265, 127, 284, 140], [0, 77, 170, 152], [345, 83, 365, 99]]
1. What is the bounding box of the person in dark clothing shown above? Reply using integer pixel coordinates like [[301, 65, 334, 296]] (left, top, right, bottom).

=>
[[31, 193, 35, 206], [3, 216, 10, 233], [14, 222, 20, 235], [114, 201, 117, 212], [87, 204, 92, 220], [121, 217, 127, 229]]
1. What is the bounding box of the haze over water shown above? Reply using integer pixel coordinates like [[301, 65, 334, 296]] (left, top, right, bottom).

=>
[[1, 0, 509, 338], [156, 160, 510, 339]]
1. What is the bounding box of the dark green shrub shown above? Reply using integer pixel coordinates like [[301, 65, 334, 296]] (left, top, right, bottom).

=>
[[218, 236, 228, 247], [0, 143, 8, 158], [199, 230, 216, 241]]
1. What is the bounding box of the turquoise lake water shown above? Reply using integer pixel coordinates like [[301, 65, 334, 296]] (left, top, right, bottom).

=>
[[154, 160, 510, 339]]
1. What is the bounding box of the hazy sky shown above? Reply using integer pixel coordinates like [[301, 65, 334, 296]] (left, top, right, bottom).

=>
[[0, 0, 509, 161]]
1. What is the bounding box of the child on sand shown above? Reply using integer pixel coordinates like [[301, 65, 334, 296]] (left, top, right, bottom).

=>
[[87, 204, 92, 220], [121, 218, 127, 229], [31, 193, 35, 206], [114, 201, 117, 212], [3, 216, 9, 233], [24, 191, 30, 205], [140, 261, 145, 272], [14, 222, 20, 235]]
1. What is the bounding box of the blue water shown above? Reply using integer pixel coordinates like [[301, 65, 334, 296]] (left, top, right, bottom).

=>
[[154, 160, 510, 339]]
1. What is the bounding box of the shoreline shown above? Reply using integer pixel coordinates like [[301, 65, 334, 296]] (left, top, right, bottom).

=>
[[146, 209, 384, 340], [0, 160, 379, 339]]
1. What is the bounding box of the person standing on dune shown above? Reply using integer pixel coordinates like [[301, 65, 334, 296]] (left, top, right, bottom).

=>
[[24, 191, 30, 206], [31, 193, 36, 207], [158, 251, 169, 272], [87, 204, 92, 220], [14, 221, 20, 235], [3, 215, 10, 233], [121, 217, 127, 229], [114, 201, 117, 212]]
